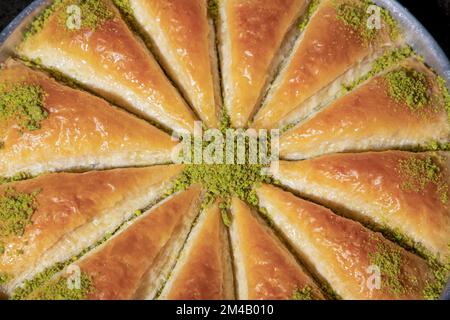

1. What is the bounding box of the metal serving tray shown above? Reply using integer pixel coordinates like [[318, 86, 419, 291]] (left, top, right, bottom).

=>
[[0, 0, 449, 299]]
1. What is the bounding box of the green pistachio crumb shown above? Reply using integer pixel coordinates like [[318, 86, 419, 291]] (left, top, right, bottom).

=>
[[369, 241, 405, 295], [221, 210, 232, 227], [427, 141, 450, 151], [12, 261, 67, 299], [169, 129, 274, 211], [342, 47, 415, 93], [335, 0, 376, 41], [423, 259, 450, 300], [0, 83, 48, 132], [397, 155, 448, 204], [436, 76, 450, 121], [372, 222, 448, 299], [258, 207, 275, 228], [280, 122, 297, 135], [23, 0, 65, 40], [219, 109, 232, 133], [28, 271, 93, 300], [170, 162, 272, 210], [219, 201, 232, 227], [429, 141, 440, 151], [0, 172, 33, 186], [335, 0, 398, 42], [336, 1, 367, 30], [385, 68, 430, 110], [381, 225, 428, 259], [0, 272, 10, 285], [292, 286, 314, 300], [298, 0, 321, 31], [207, 0, 219, 19], [0, 187, 40, 238], [12, 204, 152, 300], [62, 0, 115, 31], [112, 0, 132, 16], [380, 5, 399, 39]]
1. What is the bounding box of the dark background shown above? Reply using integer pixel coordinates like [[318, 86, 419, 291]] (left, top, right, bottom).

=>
[[0, 0, 449, 56]]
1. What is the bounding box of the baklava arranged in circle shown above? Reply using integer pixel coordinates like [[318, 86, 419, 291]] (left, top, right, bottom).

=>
[[0, 0, 449, 300]]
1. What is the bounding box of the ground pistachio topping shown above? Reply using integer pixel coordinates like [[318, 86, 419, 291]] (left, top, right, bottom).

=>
[[0, 172, 33, 186], [379, 4, 400, 39], [376, 224, 429, 260], [12, 200, 158, 299], [169, 162, 272, 211], [342, 47, 415, 93], [13, 256, 96, 300], [371, 47, 415, 76], [23, 0, 65, 40], [423, 259, 450, 300], [12, 261, 66, 299], [0, 187, 40, 239], [368, 230, 450, 300], [0, 82, 48, 132], [292, 286, 314, 300], [369, 240, 405, 295], [334, 0, 398, 42], [437, 76, 450, 121], [0, 272, 10, 285], [60, 0, 115, 31], [219, 201, 232, 227], [385, 68, 431, 111], [397, 155, 448, 204], [112, 0, 132, 16], [168, 131, 274, 224], [28, 271, 93, 300], [219, 109, 232, 133], [428, 141, 450, 152], [208, 0, 219, 19], [335, 0, 377, 41], [298, 0, 321, 31]]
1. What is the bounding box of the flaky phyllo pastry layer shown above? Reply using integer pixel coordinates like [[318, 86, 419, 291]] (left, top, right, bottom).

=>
[[0, 0, 449, 300]]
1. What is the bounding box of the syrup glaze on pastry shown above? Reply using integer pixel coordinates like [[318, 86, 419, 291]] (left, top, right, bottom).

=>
[[19, 0, 197, 133], [0, 60, 179, 178]]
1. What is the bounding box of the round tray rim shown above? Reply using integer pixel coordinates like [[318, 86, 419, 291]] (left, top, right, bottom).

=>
[[0, 0, 449, 300]]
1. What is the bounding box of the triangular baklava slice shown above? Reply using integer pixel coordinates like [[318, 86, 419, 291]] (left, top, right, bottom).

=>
[[18, 0, 197, 133], [271, 151, 450, 263], [24, 185, 203, 300], [158, 199, 234, 300], [0, 60, 178, 179], [219, 0, 309, 127], [252, 0, 398, 129], [119, 0, 221, 128], [230, 197, 324, 300], [0, 165, 184, 295], [279, 59, 450, 159], [257, 184, 442, 300]]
